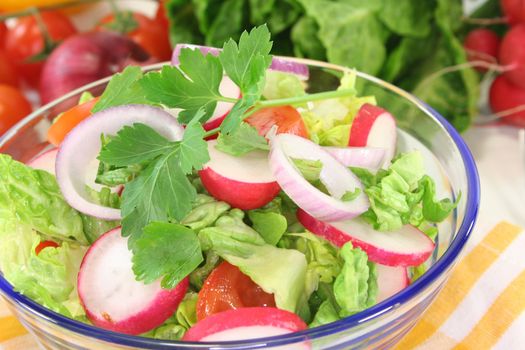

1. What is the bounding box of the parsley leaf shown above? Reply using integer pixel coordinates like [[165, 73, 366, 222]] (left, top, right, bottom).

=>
[[121, 151, 197, 244], [98, 123, 173, 166], [218, 25, 273, 133], [92, 66, 151, 113], [132, 222, 203, 289], [175, 110, 209, 174], [216, 122, 269, 156], [140, 49, 224, 123]]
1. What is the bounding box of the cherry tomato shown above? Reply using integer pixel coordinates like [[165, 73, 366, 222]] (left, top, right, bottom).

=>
[[47, 96, 99, 146], [98, 12, 171, 61], [0, 50, 19, 87], [246, 106, 309, 138], [5, 11, 77, 87], [0, 84, 32, 135], [0, 21, 7, 46], [155, 0, 169, 31], [196, 261, 276, 321], [35, 240, 59, 255]]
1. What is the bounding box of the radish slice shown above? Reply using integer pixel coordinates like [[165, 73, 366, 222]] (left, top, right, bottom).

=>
[[297, 209, 434, 266], [269, 133, 369, 222], [28, 148, 58, 175], [348, 104, 397, 167], [202, 76, 240, 131], [172, 44, 309, 79], [78, 227, 188, 335], [323, 146, 386, 172], [183, 307, 308, 348], [56, 105, 184, 220], [376, 264, 409, 303], [199, 140, 280, 209]]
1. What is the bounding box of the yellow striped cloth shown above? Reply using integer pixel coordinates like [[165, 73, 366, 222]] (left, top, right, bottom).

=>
[[0, 222, 523, 349]]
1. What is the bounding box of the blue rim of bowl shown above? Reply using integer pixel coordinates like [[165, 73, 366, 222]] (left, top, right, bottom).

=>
[[0, 58, 480, 349]]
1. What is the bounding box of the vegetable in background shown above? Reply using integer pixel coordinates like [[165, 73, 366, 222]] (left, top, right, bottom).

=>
[[164, 0, 485, 132], [0, 85, 32, 134], [5, 10, 77, 87], [0, 51, 19, 87]]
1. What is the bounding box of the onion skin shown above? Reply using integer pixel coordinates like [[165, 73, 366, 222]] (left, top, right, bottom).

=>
[[39, 32, 152, 105]]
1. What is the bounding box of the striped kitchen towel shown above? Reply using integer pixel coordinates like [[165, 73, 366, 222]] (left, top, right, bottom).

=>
[[0, 222, 523, 349]]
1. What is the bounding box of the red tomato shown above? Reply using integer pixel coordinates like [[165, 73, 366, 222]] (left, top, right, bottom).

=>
[[0, 84, 32, 135], [35, 240, 59, 255], [245, 106, 309, 138], [98, 12, 171, 61], [196, 261, 276, 321], [5, 11, 77, 87], [155, 0, 169, 31], [0, 50, 18, 87], [47, 96, 99, 146], [0, 21, 7, 46]]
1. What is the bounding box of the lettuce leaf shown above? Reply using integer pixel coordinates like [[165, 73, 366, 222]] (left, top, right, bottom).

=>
[[180, 194, 230, 232], [352, 151, 458, 233], [80, 187, 120, 244], [199, 209, 307, 312], [334, 243, 377, 317], [0, 155, 87, 244], [0, 225, 86, 318], [301, 71, 376, 146], [263, 70, 306, 100]]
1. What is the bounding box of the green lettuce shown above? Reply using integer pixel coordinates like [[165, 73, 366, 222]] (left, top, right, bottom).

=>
[[262, 70, 306, 100], [334, 243, 377, 317], [0, 226, 87, 318], [353, 151, 458, 233], [80, 187, 120, 244], [199, 209, 307, 312], [180, 194, 230, 232], [301, 71, 376, 146], [0, 155, 87, 244]]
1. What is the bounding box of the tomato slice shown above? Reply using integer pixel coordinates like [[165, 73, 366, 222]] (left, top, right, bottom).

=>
[[196, 261, 276, 321], [97, 12, 171, 61], [47, 96, 99, 146], [0, 21, 7, 46], [0, 50, 19, 87], [5, 11, 77, 87], [245, 105, 309, 138], [35, 240, 59, 255]]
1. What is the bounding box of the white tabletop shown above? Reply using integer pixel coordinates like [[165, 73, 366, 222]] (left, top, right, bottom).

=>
[[462, 125, 525, 245]]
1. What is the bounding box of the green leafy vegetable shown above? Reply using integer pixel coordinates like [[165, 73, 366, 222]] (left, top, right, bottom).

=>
[[189, 250, 220, 289], [263, 70, 307, 100], [0, 225, 86, 318], [215, 122, 269, 156], [248, 210, 287, 245], [199, 209, 307, 312], [92, 66, 151, 113], [0, 155, 87, 244], [80, 187, 120, 244], [341, 188, 362, 202], [352, 151, 458, 233], [378, 0, 433, 38], [132, 222, 203, 289], [140, 49, 225, 123], [334, 243, 377, 317], [180, 194, 230, 232]]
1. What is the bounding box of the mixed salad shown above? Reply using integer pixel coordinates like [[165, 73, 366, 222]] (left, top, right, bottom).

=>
[[0, 26, 458, 342]]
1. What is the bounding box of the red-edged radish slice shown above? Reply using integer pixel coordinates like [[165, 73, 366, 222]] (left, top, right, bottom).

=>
[[183, 307, 308, 347], [376, 264, 410, 303], [78, 227, 188, 335], [199, 140, 280, 210], [297, 209, 434, 266], [172, 44, 309, 79], [56, 105, 184, 221], [323, 146, 385, 172], [202, 76, 240, 131], [28, 148, 58, 175], [348, 104, 397, 167], [269, 133, 369, 222]]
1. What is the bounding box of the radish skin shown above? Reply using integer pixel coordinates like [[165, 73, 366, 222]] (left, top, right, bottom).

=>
[[78, 227, 188, 335], [348, 104, 397, 167], [199, 140, 280, 209], [27, 148, 58, 175], [499, 24, 525, 89], [297, 209, 434, 266], [489, 75, 525, 127], [183, 307, 308, 347]]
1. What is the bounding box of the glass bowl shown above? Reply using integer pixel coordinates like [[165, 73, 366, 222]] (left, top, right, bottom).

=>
[[0, 58, 480, 349]]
